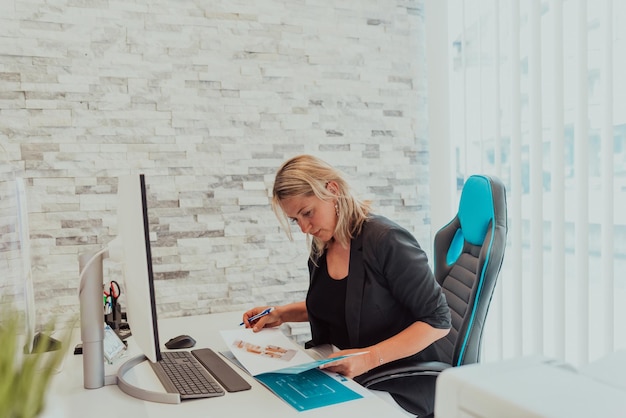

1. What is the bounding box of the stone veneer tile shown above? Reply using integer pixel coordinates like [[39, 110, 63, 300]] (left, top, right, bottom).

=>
[[1, 0, 428, 334]]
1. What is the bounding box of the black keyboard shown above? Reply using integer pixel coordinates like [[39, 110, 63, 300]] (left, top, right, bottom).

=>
[[150, 351, 225, 399]]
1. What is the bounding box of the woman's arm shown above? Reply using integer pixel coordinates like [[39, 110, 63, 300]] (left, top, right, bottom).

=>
[[321, 321, 449, 379], [242, 301, 308, 332]]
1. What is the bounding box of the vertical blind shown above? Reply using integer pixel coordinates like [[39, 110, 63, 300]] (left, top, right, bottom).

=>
[[431, 0, 624, 367]]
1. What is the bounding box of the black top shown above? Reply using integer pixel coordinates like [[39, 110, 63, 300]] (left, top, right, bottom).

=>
[[306, 254, 350, 349]]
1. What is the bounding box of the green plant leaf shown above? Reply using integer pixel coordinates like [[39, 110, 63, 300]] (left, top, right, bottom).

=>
[[0, 306, 74, 418]]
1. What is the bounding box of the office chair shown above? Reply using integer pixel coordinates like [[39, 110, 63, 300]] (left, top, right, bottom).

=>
[[355, 174, 508, 417]]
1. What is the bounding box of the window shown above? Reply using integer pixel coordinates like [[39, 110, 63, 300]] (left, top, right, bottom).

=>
[[431, 0, 625, 366]]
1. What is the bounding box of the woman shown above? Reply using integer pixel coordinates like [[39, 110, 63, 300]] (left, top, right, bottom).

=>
[[242, 155, 451, 415]]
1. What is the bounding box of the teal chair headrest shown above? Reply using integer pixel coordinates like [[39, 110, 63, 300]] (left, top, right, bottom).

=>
[[446, 175, 495, 265], [458, 175, 494, 246]]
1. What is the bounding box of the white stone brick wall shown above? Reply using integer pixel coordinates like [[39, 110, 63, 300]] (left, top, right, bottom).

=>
[[0, 0, 430, 330]]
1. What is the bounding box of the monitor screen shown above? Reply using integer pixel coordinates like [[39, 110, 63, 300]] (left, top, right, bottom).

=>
[[109, 174, 162, 363]]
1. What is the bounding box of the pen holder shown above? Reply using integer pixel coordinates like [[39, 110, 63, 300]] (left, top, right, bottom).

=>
[[105, 303, 122, 331]]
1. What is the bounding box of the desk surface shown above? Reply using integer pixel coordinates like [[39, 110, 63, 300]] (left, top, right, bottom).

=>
[[46, 311, 409, 418]]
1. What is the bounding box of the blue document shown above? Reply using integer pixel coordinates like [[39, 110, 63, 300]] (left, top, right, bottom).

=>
[[255, 368, 363, 411]]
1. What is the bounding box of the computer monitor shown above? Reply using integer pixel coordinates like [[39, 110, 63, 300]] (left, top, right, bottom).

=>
[[79, 173, 179, 403], [108, 173, 162, 363]]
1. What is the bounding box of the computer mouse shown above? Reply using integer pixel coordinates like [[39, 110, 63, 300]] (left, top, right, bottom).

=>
[[165, 334, 196, 349]]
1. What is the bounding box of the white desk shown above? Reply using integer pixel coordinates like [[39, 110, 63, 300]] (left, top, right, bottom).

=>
[[45, 311, 409, 418]]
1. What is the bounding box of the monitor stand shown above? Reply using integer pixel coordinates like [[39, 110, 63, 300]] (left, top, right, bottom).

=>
[[116, 354, 181, 404], [78, 249, 180, 404]]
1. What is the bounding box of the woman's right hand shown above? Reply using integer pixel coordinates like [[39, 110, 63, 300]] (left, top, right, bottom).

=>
[[242, 306, 282, 332]]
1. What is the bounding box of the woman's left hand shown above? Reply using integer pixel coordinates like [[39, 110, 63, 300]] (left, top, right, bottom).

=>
[[319, 348, 378, 379]]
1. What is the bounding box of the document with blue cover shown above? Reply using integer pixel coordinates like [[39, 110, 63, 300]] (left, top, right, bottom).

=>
[[220, 328, 364, 411]]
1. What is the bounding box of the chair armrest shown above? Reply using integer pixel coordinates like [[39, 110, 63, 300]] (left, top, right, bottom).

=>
[[355, 361, 452, 388]]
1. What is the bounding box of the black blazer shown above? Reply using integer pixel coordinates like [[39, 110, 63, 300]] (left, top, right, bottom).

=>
[[306, 215, 451, 416], [307, 215, 450, 352]]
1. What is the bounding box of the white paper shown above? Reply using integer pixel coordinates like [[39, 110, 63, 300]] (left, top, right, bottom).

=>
[[220, 328, 315, 376]]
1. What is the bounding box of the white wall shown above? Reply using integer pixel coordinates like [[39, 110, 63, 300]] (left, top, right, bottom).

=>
[[0, 0, 430, 327]]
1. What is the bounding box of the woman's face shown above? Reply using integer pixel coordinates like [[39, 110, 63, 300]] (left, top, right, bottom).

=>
[[280, 193, 337, 242]]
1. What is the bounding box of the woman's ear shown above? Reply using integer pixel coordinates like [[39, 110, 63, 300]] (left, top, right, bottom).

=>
[[325, 180, 339, 195]]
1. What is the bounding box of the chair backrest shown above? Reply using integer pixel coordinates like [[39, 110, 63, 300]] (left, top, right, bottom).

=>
[[431, 174, 507, 367]]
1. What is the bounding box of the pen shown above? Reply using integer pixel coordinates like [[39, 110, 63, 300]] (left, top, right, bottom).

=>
[[240, 307, 274, 326]]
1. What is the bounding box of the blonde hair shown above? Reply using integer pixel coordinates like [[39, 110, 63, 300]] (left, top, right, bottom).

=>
[[272, 155, 370, 259]]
